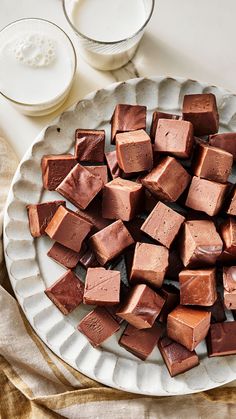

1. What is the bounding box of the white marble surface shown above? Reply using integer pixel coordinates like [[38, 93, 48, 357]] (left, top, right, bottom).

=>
[[1, 0, 236, 158]]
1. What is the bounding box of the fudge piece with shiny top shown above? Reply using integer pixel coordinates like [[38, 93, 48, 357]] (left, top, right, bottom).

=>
[[78, 307, 120, 347], [220, 218, 236, 256], [158, 336, 199, 376], [223, 266, 236, 292], [89, 220, 134, 266], [207, 322, 236, 356], [224, 289, 236, 309], [56, 163, 103, 210], [83, 267, 120, 305], [141, 156, 191, 202], [116, 129, 153, 173], [179, 268, 217, 306], [180, 220, 223, 267], [111, 104, 146, 144], [209, 132, 236, 161], [117, 284, 165, 329], [45, 206, 93, 252], [27, 200, 65, 238], [223, 266, 236, 309], [141, 201, 185, 248], [150, 111, 180, 142], [45, 270, 84, 315], [119, 323, 164, 360], [48, 241, 99, 270], [74, 129, 105, 162], [102, 177, 144, 221], [167, 305, 211, 351], [41, 154, 77, 190], [154, 119, 194, 158], [47, 241, 82, 269], [130, 242, 169, 288], [185, 176, 228, 216], [183, 93, 219, 136], [192, 142, 233, 183]]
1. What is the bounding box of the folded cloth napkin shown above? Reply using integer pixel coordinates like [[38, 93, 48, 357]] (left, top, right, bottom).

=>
[[0, 137, 236, 419]]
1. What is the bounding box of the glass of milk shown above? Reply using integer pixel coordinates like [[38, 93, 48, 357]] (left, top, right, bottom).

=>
[[0, 18, 77, 116], [63, 0, 155, 71]]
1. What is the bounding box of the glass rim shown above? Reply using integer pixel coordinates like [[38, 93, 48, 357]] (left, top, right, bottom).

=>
[[62, 0, 155, 45], [0, 17, 77, 107]]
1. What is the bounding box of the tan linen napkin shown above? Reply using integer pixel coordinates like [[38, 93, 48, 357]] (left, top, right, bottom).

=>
[[0, 137, 236, 419]]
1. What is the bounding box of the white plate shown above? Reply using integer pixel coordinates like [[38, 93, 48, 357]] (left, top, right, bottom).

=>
[[4, 76, 236, 396]]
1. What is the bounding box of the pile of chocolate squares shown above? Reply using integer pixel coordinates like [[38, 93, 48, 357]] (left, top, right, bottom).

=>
[[27, 93, 236, 377]]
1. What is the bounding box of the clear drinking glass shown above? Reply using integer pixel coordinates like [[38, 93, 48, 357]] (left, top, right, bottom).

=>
[[0, 18, 77, 116], [63, 0, 155, 71]]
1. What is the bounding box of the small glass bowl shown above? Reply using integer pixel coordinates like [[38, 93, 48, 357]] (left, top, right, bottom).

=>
[[63, 0, 155, 71], [0, 18, 77, 116]]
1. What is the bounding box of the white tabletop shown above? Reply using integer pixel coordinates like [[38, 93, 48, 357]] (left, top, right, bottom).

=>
[[1, 0, 236, 158]]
